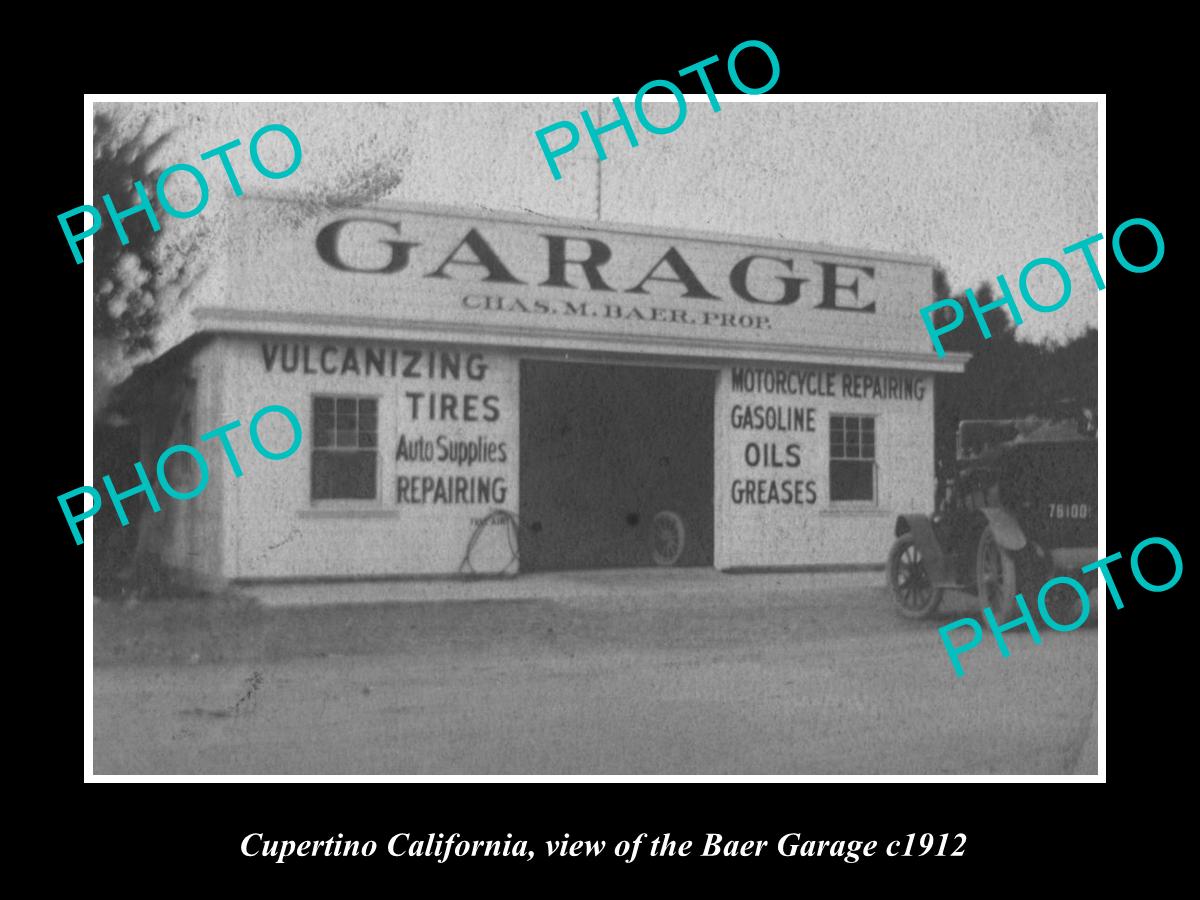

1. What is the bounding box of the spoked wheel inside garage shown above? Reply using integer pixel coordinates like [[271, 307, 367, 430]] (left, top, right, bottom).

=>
[[519, 361, 714, 572], [650, 510, 686, 567], [886, 532, 943, 619]]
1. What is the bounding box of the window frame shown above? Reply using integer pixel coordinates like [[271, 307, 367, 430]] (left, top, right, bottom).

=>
[[309, 393, 383, 506], [828, 412, 879, 508]]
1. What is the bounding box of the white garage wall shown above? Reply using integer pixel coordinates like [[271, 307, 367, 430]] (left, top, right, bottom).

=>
[[220, 335, 521, 579], [714, 364, 935, 570]]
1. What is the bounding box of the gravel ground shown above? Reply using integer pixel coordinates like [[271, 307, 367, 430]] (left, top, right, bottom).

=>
[[92, 580, 1098, 775]]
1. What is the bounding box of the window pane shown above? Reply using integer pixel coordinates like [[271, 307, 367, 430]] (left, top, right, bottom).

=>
[[312, 450, 377, 500], [862, 418, 874, 436], [846, 427, 860, 458], [830, 459, 874, 502], [830, 415, 844, 459], [345, 451, 376, 498], [312, 397, 381, 498], [862, 438, 875, 460]]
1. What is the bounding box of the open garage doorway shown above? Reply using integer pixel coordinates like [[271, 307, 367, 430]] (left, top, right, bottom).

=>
[[519, 359, 715, 572]]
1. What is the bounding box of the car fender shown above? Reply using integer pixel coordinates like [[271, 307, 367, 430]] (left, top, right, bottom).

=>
[[980, 506, 1028, 551], [894, 514, 956, 587]]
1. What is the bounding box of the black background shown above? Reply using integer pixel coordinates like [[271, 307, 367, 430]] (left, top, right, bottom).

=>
[[31, 22, 1179, 887]]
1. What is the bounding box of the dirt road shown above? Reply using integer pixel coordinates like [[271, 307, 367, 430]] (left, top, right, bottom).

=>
[[92, 579, 1098, 774]]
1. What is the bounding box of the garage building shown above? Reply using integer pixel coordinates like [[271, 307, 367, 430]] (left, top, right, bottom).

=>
[[113, 198, 968, 590]]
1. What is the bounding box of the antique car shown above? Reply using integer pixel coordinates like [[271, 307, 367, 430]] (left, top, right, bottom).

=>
[[886, 415, 1097, 622]]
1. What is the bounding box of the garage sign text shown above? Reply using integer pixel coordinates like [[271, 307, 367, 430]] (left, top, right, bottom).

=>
[[316, 217, 878, 314]]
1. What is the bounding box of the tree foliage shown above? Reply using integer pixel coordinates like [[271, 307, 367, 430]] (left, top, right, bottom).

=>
[[931, 267, 1098, 480], [93, 112, 176, 356]]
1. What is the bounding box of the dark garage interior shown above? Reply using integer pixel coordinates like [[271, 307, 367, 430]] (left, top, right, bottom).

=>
[[519, 360, 715, 572]]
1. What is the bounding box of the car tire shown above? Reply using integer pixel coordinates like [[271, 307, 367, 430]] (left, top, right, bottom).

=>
[[886, 533, 944, 619], [1039, 580, 1095, 630], [976, 526, 1022, 620], [650, 510, 686, 567]]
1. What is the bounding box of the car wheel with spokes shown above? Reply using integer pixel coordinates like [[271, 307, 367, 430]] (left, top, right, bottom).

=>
[[887, 533, 944, 619], [976, 526, 1020, 620], [650, 510, 686, 567]]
